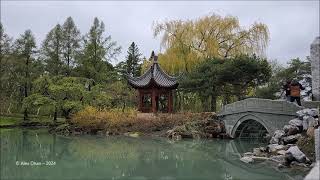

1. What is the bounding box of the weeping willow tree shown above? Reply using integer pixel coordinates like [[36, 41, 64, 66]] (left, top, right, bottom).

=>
[[143, 13, 270, 112], [152, 13, 269, 74]]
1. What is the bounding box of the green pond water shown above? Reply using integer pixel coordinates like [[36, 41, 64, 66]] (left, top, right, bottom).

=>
[[0, 128, 308, 180]]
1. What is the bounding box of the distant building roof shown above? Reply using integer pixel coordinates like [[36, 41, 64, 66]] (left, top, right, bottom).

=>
[[127, 55, 179, 89]]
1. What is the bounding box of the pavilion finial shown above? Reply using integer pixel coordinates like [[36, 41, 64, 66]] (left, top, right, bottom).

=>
[[150, 50, 158, 63], [150, 51, 155, 60]]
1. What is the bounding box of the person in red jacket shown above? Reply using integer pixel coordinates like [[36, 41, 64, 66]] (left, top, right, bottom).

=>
[[282, 80, 291, 101], [290, 79, 305, 106]]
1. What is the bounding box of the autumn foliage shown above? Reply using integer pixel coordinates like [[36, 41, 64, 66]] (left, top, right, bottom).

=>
[[72, 106, 214, 133], [149, 13, 269, 74]]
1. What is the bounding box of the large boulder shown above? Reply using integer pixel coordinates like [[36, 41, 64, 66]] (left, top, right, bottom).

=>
[[286, 146, 306, 163], [267, 144, 285, 153], [282, 134, 302, 144], [296, 110, 305, 120], [297, 108, 319, 118], [289, 118, 303, 127], [302, 116, 310, 130], [277, 150, 287, 155], [240, 156, 254, 163], [270, 155, 285, 163], [284, 152, 295, 166], [270, 130, 285, 144], [283, 125, 299, 135], [253, 148, 266, 157], [305, 116, 316, 127], [243, 152, 254, 157], [304, 108, 319, 117]]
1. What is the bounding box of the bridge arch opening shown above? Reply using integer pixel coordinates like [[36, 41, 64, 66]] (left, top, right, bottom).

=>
[[234, 119, 268, 139]]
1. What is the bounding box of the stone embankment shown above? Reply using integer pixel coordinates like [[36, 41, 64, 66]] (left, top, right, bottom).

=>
[[240, 108, 319, 170]]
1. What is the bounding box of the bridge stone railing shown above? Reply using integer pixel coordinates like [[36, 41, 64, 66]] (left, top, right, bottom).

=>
[[219, 98, 303, 116], [218, 98, 320, 138]]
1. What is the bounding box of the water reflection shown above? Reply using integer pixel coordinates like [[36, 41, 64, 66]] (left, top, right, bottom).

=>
[[0, 128, 306, 180]]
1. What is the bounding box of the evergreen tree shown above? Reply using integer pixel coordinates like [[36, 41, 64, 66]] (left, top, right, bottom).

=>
[[115, 61, 127, 81], [13, 29, 37, 120], [0, 23, 13, 90], [77, 17, 121, 82], [126, 42, 142, 77], [41, 24, 64, 76], [62, 17, 81, 76], [0, 23, 12, 67], [0, 23, 13, 113]]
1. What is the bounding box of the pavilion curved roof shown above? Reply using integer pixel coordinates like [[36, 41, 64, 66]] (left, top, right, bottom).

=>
[[127, 56, 179, 89]]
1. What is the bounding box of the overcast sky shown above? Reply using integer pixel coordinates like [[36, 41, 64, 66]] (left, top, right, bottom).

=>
[[1, 1, 319, 65]]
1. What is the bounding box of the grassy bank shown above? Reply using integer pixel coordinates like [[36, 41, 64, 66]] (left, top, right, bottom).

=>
[[52, 106, 221, 137], [0, 114, 65, 127]]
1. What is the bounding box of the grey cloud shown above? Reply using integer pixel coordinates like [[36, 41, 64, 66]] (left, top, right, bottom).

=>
[[1, 1, 319, 65]]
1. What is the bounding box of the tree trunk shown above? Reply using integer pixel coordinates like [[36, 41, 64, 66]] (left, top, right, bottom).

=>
[[223, 95, 231, 105], [122, 101, 126, 112], [7, 102, 12, 114], [63, 109, 72, 124], [66, 44, 71, 76], [200, 96, 209, 112], [53, 109, 57, 124], [67, 55, 70, 76], [23, 56, 29, 121], [23, 109, 28, 121], [37, 107, 41, 116], [210, 94, 217, 112]]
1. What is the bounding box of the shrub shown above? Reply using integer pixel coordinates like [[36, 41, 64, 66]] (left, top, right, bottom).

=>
[[71, 106, 137, 130], [72, 106, 214, 133]]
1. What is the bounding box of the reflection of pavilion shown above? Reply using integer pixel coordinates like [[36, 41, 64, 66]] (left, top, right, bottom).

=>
[[127, 52, 179, 113]]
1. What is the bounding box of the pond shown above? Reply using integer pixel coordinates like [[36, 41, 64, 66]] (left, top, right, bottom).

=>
[[0, 128, 308, 180]]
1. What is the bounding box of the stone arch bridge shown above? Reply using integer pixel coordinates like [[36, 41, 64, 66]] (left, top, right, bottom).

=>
[[218, 98, 319, 138]]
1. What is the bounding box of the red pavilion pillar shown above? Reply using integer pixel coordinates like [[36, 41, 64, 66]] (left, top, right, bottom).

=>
[[152, 89, 157, 113]]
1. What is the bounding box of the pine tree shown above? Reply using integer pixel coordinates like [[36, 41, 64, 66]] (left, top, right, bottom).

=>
[[41, 24, 64, 76], [0, 23, 13, 90], [0, 23, 13, 113], [115, 61, 127, 81], [13, 29, 37, 120], [62, 17, 81, 76], [77, 17, 121, 82], [126, 42, 142, 77]]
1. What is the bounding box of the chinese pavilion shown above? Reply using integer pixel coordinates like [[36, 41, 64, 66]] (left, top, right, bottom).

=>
[[127, 52, 179, 113]]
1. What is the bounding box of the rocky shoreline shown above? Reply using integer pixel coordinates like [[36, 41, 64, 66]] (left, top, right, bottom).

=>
[[240, 108, 319, 171], [48, 112, 229, 139], [165, 118, 228, 140]]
